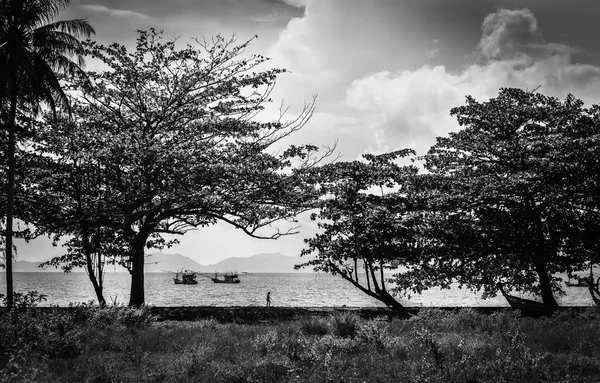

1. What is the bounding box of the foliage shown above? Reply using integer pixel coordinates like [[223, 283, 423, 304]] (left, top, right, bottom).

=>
[[299, 316, 330, 336], [28, 29, 328, 306], [298, 150, 419, 312], [0, 301, 155, 378], [0, 0, 94, 309], [0, 290, 47, 310], [330, 312, 360, 338], [405, 88, 600, 305]]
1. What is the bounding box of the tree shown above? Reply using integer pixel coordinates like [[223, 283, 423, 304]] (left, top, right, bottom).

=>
[[413, 88, 600, 305], [32, 30, 328, 306], [0, 0, 94, 308], [297, 150, 418, 315]]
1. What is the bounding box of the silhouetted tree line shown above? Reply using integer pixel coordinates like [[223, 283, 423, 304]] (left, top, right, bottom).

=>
[[2, 0, 599, 313]]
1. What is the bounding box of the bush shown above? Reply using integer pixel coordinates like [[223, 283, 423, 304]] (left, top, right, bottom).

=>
[[0, 300, 156, 375], [0, 309, 83, 363], [493, 330, 546, 382], [1, 291, 47, 311], [330, 312, 359, 338], [299, 316, 329, 336]]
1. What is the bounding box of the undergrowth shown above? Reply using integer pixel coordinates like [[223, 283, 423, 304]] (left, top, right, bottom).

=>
[[1, 299, 599, 383]]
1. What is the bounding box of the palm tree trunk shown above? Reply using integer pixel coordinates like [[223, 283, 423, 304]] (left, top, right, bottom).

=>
[[5, 81, 17, 309]]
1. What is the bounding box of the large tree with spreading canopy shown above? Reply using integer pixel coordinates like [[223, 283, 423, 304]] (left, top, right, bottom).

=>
[[30, 29, 329, 306], [297, 150, 419, 315], [406, 88, 600, 306]]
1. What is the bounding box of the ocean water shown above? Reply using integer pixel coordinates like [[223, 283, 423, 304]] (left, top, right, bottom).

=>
[[0, 272, 595, 307]]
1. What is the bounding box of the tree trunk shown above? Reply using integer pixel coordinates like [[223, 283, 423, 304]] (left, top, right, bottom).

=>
[[85, 252, 106, 307], [333, 262, 411, 318], [81, 223, 106, 307], [528, 197, 558, 307], [378, 290, 410, 316], [92, 280, 106, 307], [4, 85, 17, 309], [128, 235, 148, 307], [534, 250, 558, 306]]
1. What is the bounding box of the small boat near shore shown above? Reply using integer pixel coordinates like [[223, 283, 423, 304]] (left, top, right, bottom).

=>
[[499, 285, 557, 317], [173, 269, 199, 285], [587, 277, 600, 306], [211, 272, 240, 284]]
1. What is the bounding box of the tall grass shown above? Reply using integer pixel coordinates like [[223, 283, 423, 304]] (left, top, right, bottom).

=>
[[1, 305, 600, 382]]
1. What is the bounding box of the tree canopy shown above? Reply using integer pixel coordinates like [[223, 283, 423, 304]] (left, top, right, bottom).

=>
[[298, 149, 418, 314], [29, 29, 328, 306], [406, 88, 600, 305]]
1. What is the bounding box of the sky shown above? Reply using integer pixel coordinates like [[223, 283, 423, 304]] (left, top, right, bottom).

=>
[[14, 0, 600, 266]]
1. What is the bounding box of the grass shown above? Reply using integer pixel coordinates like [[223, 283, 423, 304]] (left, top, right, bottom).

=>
[[2, 305, 600, 382]]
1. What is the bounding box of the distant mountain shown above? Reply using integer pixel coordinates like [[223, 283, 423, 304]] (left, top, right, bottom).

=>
[[4, 252, 314, 274], [145, 252, 313, 273], [144, 253, 203, 273], [12, 260, 56, 272], [205, 252, 312, 273]]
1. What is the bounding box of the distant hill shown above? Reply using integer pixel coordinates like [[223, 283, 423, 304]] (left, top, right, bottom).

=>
[[4, 252, 314, 274], [10, 260, 122, 273], [13, 260, 51, 272], [145, 252, 313, 273], [205, 252, 313, 273], [144, 253, 203, 273]]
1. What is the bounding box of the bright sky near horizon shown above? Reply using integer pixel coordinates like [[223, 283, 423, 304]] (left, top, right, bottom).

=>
[[14, 0, 600, 265]]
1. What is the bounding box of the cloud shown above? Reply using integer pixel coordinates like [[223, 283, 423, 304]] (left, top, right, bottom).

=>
[[280, 0, 310, 7], [343, 8, 600, 157], [479, 8, 542, 59], [80, 4, 153, 20], [478, 8, 581, 60]]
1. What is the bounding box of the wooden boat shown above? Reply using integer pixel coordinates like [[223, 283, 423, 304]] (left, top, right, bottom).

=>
[[499, 285, 558, 317], [211, 271, 240, 284], [588, 277, 600, 306], [173, 269, 198, 285]]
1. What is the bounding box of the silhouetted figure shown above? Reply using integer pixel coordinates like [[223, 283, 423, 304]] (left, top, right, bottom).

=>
[[266, 292, 272, 307]]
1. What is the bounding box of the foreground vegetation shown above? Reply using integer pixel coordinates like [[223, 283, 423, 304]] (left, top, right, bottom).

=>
[[2, 303, 600, 383]]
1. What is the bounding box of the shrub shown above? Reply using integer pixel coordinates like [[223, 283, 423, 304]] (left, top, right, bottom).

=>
[[0, 347, 47, 383], [493, 330, 546, 382], [330, 312, 359, 338], [356, 321, 389, 351], [299, 316, 329, 336], [252, 330, 279, 356], [1, 291, 48, 311]]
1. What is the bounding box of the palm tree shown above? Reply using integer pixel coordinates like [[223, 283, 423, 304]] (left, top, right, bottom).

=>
[[0, 0, 94, 308]]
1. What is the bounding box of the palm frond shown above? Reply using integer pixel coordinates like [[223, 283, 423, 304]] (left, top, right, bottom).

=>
[[0, 0, 94, 116], [39, 19, 96, 40], [21, 0, 71, 29]]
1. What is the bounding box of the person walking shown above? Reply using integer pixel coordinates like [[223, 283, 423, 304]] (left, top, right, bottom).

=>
[[266, 292, 272, 307]]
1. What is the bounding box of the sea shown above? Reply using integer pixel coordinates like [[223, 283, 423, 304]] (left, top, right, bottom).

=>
[[0, 272, 595, 308]]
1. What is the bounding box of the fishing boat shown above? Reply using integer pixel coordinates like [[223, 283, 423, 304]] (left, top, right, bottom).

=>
[[211, 271, 240, 284], [499, 285, 557, 317], [579, 263, 600, 306], [173, 269, 198, 285]]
